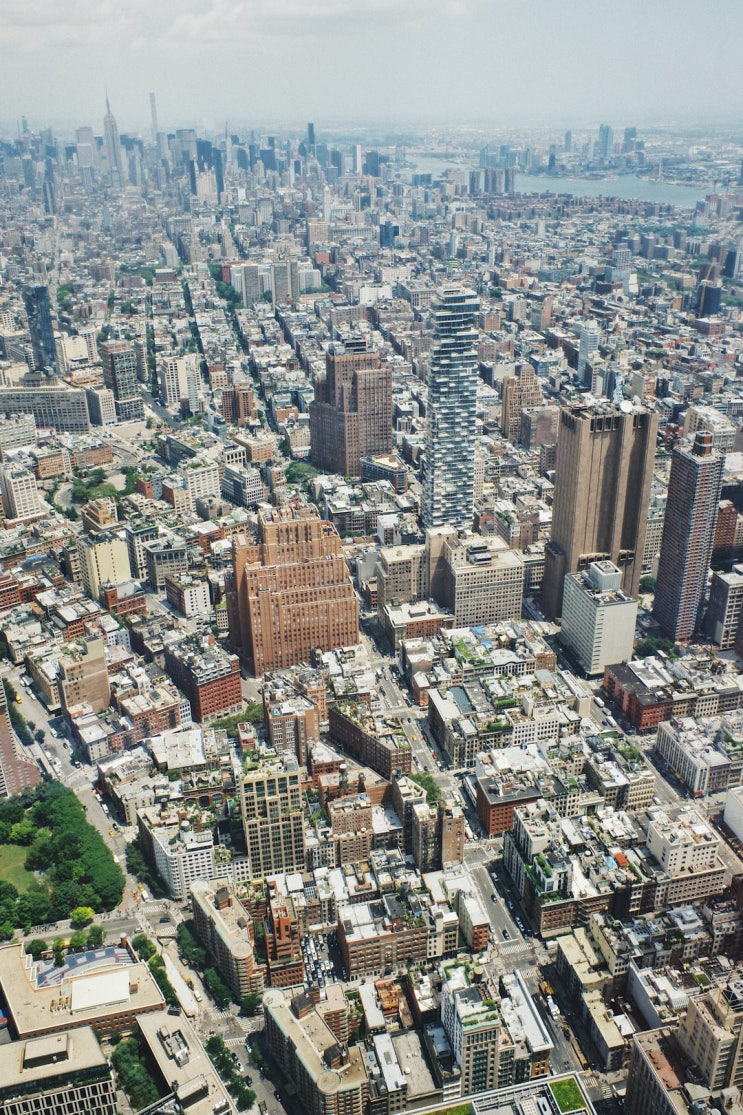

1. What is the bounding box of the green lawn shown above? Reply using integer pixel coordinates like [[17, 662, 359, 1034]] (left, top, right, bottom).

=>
[[0, 845, 35, 892], [549, 1078, 585, 1114]]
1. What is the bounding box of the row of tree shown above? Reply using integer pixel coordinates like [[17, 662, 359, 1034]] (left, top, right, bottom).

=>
[[205, 1035, 256, 1111], [25, 922, 105, 962], [131, 934, 179, 1008]]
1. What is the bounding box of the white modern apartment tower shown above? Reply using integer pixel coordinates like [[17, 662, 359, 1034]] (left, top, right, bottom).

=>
[[422, 287, 480, 530]]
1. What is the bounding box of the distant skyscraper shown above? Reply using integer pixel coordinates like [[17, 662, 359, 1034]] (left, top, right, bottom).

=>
[[42, 159, 57, 215], [75, 126, 95, 171], [722, 244, 741, 281], [307, 122, 315, 153], [23, 285, 58, 375], [564, 130, 572, 153], [697, 280, 722, 317], [103, 95, 123, 187], [622, 126, 638, 153], [149, 92, 158, 143], [542, 400, 658, 618], [598, 123, 614, 160], [421, 286, 480, 531], [653, 431, 724, 643]]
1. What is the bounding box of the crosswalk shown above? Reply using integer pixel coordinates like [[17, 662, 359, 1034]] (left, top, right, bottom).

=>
[[143, 902, 169, 916], [582, 1072, 614, 1100], [499, 939, 532, 953]]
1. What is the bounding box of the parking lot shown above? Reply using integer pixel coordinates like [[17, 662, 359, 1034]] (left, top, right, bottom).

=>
[[302, 930, 345, 985]]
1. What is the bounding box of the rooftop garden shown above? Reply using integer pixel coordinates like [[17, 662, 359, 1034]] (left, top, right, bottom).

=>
[[617, 741, 642, 764], [409, 772, 443, 805], [549, 1077, 585, 1114], [492, 696, 520, 710]]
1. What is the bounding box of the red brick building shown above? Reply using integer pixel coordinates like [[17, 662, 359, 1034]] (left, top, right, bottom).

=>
[[476, 776, 543, 837], [221, 384, 257, 426], [226, 506, 358, 676], [265, 894, 304, 988], [163, 640, 242, 723], [100, 583, 148, 620], [329, 703, 412, 781]]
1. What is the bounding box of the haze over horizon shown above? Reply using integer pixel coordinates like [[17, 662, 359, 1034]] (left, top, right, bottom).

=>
[[2, 0, 742, 136]]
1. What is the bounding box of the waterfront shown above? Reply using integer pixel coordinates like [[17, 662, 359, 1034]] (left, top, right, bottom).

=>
[[403, 153, 709, 207], [514, 172, 708, 207]]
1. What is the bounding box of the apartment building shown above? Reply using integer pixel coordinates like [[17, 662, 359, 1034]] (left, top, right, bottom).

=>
[[239, 759, 306, 880], [263, 988, 367, 1115], [337, 897, 429, 978], [138, 807, 218, 900], [77, 531, 132, 600], [0, 465, 42, 521], [58, 636, 111, 712], [191, 878, 265, 999], [163, 639, 241, 723]]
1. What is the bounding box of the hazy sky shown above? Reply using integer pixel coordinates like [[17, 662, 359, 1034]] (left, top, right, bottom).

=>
[[2, 0, 742, 137]]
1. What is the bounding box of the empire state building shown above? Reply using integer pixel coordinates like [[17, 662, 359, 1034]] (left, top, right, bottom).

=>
[[103, 95, 123, 187]]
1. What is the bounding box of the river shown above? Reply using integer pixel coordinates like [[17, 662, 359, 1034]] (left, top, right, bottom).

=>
[[513, 172, 707, 208], [403, 154, 709, 208]]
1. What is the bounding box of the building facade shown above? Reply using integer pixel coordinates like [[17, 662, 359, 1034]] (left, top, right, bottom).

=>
[[0, 465, 42, 521], [0, 682, 41, 799], [421, 287, 480, 531], [226, 505, 358, 675], [191, 879, 264, 999], [77, 532, 132, 600], [23, 285, 58, 375], [542, 400, 658, 617], [561, 560, 637, 676], [239, 760, 307, 880], [263, 988, 367, 1115], [500, 364, 542, 445], [0, 386, 91, 433], [100, 340, 144, 422], [163, 641, 241, 723], [309, 345, 392, 477], [653, 432, 725, 643]]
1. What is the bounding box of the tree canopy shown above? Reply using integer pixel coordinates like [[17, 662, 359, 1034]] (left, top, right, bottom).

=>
[[409, 771, 443, 805], [0, 782, 124, 927]]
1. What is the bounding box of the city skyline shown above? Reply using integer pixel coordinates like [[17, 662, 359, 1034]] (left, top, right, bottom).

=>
[[2, 0, 742, 132]]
